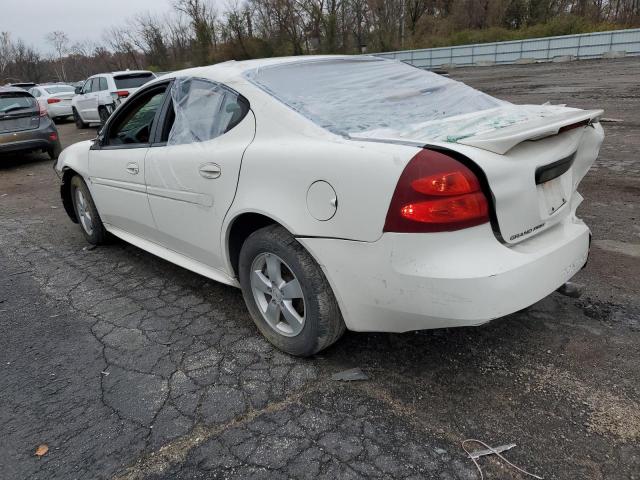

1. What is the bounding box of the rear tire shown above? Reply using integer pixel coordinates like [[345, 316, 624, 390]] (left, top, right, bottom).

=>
[[239, 225, 345, 356], [47, 145, 61, 160], [73, 108, 87, 129], [98, 105, 111, 125], [70, 175, 108, 245]]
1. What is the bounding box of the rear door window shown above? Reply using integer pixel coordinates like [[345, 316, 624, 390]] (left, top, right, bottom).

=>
[[165, 78, 249, 145], [99, 78, 109, 91], [113, 73, 155, 89]]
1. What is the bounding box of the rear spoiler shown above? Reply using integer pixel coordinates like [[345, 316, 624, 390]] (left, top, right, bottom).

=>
[[457, 109, 604, 155]]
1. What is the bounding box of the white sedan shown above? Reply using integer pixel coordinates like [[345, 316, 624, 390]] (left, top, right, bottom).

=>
[[29, 84, 76, 121], [55, 56, 604, 356]]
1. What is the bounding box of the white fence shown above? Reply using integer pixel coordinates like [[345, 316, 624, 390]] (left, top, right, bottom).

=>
[[373, 28, 640, 68]]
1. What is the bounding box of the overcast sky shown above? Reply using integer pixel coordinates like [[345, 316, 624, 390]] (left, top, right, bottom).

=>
[[0, 0, 213, 53]]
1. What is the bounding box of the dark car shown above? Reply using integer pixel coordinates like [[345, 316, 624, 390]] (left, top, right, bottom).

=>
[[8, 82, 38, 90], [0, 86, 62, 159]]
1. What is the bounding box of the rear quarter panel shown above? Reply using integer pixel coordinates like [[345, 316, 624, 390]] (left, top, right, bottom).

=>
[[224, 84, 421, 243]]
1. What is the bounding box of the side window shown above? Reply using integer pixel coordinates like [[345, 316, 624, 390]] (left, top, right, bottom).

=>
[[82, 79, 94, 94], [30, 88, 40, 97], [107, 85, 167, 146], [165, 77, 249, 145], [99, 77, 108, 91]]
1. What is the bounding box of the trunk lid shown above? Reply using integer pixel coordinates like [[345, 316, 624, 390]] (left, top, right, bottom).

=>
[[351, 104, 604, 245], [452, 110, 604, 244], [50, 92, 75, 103], [0, 92, 40, 133]]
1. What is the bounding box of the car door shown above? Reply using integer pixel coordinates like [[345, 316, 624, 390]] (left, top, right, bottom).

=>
[[145, 77, 255, 269], [96, 76, 111, 109], [77, 78, 98, 121], [88, 82, 170, 239]]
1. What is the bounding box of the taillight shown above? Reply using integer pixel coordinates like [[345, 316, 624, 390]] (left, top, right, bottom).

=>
[[115, 90, 130, 98], [47, 98, 61, 104], [384, 149, 490, 233]]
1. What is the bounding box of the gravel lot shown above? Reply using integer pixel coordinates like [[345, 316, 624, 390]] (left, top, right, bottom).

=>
[[1, 57, 639, 480]]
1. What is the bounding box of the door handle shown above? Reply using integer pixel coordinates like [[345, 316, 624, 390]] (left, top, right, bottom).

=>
[[199, 163, 221, 179], [126, 163, 139, 175]]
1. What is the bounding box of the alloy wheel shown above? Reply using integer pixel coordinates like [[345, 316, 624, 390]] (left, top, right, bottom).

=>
[[75, 188, 94, 235], [250, 252, 305, 337]]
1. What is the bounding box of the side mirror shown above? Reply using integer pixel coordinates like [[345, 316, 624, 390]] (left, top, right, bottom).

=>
[[74, 86, 82, 94], [90, 130, 105, 150]]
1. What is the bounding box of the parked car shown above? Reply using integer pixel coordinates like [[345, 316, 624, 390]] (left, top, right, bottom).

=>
[[55, 56, 604, 356], [29, 84, 76, 122], [1, 86, 62, 159], [8, 82, 37, 90], [71, 71, 156, 128]]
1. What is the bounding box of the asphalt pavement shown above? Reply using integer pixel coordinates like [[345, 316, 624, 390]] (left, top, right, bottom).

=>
[[1, 57, 639, 479]]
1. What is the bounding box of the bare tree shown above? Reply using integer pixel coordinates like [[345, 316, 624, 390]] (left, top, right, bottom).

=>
[[104, 26, 141, 70], [1, 0, 638, 83], [0, 31, 14, 81], [132, 13, 170, 69], [46, 30, 69, 81], [175, 0, 219, 65], [12, 39, 43, 82]]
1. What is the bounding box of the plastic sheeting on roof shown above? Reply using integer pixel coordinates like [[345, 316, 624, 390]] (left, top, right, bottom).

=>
[[244, 57, 578, 146], [244, 57, 508, 139]]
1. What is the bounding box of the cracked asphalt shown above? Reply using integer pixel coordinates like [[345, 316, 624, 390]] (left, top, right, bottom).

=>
[[1, 57, 639, 480]]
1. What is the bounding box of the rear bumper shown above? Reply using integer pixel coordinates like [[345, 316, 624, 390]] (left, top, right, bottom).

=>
[[0, 138, 55, 154], [299, 212, 590, 333], [0, 121, 60, 155], [48, 104, 73, 117]]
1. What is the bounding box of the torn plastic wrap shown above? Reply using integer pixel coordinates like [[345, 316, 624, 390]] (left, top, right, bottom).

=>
[[243, 57, 578, 146], [351, 104, 577, 144], [168, 77, 245, 146]]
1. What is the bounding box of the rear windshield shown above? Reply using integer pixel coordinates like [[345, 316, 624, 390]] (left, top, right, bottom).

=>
[[114, 73, 156, 89], [0, 93, 36, 113], [44, 85, 75, 94], [244, 57, 507, 138]]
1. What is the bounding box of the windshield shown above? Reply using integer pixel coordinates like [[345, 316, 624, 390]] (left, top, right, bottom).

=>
[[114, 73, 155, 89], [244, 57, 507, 138], [45, 85, 75, 94], [0, 94, 36, 113]]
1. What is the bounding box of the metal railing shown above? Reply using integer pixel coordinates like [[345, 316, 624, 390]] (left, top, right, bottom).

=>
[[372, 28, 640, 68]]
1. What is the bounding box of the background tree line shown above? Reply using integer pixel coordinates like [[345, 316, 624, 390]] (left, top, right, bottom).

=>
[[2, 0, 639, 83]]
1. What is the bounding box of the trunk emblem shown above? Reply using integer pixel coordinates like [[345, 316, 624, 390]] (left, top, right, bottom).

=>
[[509, 223, 545, 241]]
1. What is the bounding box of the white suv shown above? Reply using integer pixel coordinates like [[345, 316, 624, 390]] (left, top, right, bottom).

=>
[[71, 71, 156, 128]]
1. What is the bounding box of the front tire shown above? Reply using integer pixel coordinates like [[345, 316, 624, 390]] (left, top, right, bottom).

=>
[[70, 175, 108, 245], [239, 225, 345, 356]]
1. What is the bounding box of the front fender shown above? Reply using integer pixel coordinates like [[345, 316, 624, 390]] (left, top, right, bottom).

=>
[[55, 139, 93, 178], [56, 140, 93, 223]]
